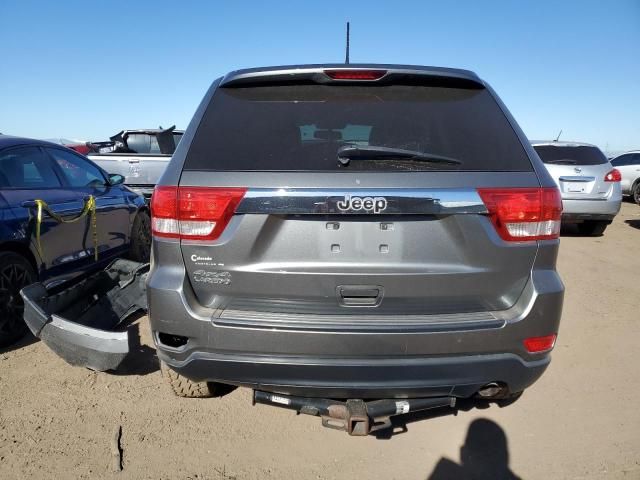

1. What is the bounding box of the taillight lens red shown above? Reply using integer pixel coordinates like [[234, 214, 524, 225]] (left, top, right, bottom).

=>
[[151, 186, 246, 240], [524, 334, 557, 353], [324, 69, 387, 80], [477, 187, 562, 241], [604, 168, 621, 182], [67, 144, 91, 155]]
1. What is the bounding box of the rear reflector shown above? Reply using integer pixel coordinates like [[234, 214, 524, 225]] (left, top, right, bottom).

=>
[[604, 168, 621, 182], [324, 69, 387, 80], [151, 186, 246, 240], [524, 334, 557, 353], [477, 187, 562, 241]]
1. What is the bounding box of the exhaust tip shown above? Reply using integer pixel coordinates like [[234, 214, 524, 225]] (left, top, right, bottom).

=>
[[476, 382, 508, 399]]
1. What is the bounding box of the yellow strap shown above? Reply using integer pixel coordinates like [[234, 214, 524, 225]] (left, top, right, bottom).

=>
[[33, 196, 98, 262]]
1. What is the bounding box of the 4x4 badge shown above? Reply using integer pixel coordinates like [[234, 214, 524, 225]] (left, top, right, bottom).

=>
[[336, 194, 387, 213]]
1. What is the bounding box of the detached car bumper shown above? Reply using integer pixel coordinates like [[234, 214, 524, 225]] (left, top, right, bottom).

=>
[[20, 259, 149, 372]]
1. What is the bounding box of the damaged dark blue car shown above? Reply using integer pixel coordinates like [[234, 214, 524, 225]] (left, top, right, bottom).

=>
[[0, 135, 150, 348]]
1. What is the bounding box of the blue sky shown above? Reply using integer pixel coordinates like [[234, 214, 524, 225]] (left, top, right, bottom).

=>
[[1, 0, 638, 154]]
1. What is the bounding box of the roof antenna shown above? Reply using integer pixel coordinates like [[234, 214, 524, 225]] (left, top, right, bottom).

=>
[[554, 129, 562, 142], [345, 22, 350, 64]]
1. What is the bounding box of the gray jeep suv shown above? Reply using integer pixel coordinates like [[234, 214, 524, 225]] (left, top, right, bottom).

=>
[[148, 64, 564, 434]]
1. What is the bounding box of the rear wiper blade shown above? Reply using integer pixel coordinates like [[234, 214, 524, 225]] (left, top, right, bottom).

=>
[[544, 159, 578, 165], [337, 145, 462, 167]]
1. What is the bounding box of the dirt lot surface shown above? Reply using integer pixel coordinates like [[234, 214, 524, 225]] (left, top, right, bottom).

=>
[[1, 203, 639, 479]]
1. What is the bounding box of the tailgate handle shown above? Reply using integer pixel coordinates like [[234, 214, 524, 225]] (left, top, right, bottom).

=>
[[337, 285, 383, 307]]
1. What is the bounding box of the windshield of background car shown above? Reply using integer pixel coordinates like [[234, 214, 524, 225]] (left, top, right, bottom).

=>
[[184, 84, 532, 172], [533, 145, 608, 165]]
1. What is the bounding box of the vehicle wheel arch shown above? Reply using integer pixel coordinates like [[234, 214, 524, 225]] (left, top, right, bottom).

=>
[[129, 208, 151, 263], [136, 204, 150, 218], [0, 241, 39, 278], [632, 179, 640, 204], [130, 205, 150, 232]]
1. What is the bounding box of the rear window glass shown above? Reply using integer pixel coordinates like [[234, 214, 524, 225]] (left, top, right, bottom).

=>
[[533, 145, 608, 166], [185, 84, 532, 172], [121, 133, 183, 154], [611, 154, 640, 167]]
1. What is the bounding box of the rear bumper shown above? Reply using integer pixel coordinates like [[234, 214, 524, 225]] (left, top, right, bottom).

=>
[[21, 282, 129, 372], [562, 212, 616, 223], [20, 260, 149, 372], [157, 350, 549, 399], [149, 253, 564, 398], [560, 196, 621, 220]]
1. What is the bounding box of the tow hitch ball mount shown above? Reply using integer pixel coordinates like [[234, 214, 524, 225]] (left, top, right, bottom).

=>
[[253, 391, 456, 436]]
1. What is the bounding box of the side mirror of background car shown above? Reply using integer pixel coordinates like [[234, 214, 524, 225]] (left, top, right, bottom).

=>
[[108, 173, 125, 186]]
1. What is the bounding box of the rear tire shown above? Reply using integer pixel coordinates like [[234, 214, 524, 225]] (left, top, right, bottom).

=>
[[160, 361, 218, 398], [633, 182, 640, 205], [577, 220, 608, 236], [0, 252, 36, 348], [129, 211, 151, 263]]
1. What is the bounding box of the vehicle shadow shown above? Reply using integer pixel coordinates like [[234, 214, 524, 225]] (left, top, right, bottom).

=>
[[560, 224, 600, 237], [625, 219, 640, 230], [0, 331, 39, 355], [111, 314, 160, 376], [425, 418, 522, 480]]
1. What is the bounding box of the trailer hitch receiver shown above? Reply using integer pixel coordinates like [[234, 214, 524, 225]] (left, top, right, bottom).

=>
[[253, 390, 455, 436], [321, 399, 370, 436]]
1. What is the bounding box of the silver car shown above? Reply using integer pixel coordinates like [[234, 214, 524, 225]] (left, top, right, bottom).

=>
[[531, 141, 622, 235], [89, 128, 184, 200], [610, 150, 640, 204]]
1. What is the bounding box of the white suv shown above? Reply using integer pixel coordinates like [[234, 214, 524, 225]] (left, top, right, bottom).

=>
[[610, 151, 640, 204], [532, 141, 622, 235]]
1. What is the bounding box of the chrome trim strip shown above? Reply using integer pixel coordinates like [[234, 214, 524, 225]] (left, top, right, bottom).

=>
[[559, 176, 595, 182], [216, 309, 502, 333], [236, 188, 487, 215]]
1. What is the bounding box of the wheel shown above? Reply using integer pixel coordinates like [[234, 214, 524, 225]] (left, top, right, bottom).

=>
[[633, 182, 640, 206], [160, 361, 218, 398], [129, 211, 151, 263], [577, 220, 608, 236], [0, 252, 36, 348]]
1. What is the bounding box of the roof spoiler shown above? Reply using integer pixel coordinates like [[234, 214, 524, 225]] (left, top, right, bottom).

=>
[[220, 66, 485, 89]]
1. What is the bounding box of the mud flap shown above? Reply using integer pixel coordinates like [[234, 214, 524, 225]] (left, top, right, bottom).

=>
[[20, 259, 149, 372]]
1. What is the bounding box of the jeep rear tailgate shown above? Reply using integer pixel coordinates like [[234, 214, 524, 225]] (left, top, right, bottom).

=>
[[154, 76, 550, 321]]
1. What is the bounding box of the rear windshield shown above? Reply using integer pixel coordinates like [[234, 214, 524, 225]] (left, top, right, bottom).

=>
[[123, 133, 183, 154], [533, 145, 608, 166], [185, 84, 532, 172]]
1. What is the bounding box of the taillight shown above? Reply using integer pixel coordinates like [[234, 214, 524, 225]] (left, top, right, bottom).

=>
[[477, 187, 562, 241], [324, 69, 387, 80], [524, 334, 557, 353], [68, 144, 91, 155], [151, 186, 179, 238], [604, 168, 621, 182], [151, 186, 246, 240]]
